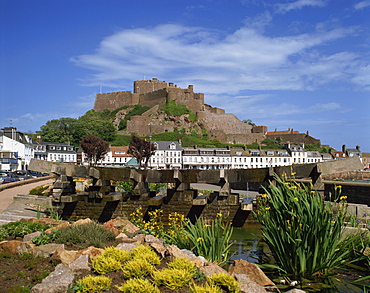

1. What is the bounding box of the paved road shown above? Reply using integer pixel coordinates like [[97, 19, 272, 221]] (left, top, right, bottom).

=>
[[0, 179, 54, 213]]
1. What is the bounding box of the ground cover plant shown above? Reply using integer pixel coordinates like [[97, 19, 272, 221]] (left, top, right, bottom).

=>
[[254, 173, 370, 290]]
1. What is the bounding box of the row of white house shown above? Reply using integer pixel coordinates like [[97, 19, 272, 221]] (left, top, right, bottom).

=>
[[96, 141, 324, 170], [1, 127, 366, 171]]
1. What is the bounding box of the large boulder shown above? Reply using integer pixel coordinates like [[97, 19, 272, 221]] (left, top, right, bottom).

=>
[[229, 259, 279, 292]]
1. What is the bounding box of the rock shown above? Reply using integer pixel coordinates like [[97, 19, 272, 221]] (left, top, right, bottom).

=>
[[78, 246, 104, 258], [44, 221, 70, 235], [71, 218, 93, 226], [0, 240, 22, 254], [50, 247, 80, 265], [166, 245, 190, 259], [17, 241, 36, 255], [234, 274, 267, 293], [103, 220, 120, 235], [116, 232, 129, 240], [33, 243, 65, 258], [229, 259, 276, 288], [149, 242, 167, 258], [23, 231, 42, 242], [285, 290, 306, 293], [132, 233, 145, 244], [68, 254, 91, 273], [30, 264, 75, 293], [116, 242, 138, 251], [200, 262, 228, 276], [145, 234, 163, 244], [112, 218, 140, 234]]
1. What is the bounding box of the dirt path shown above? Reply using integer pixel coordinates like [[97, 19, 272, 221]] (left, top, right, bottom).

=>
[[0, 179, 54, 213]]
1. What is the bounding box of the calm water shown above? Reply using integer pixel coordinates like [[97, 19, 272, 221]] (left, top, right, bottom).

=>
[[229, 224, 268, 264]]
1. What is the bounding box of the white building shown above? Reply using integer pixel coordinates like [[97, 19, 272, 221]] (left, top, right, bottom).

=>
[[150, 141, 182, 169], [230, 148, 291, 169], [34, 138, 77, 163], [0, 127, 34, 170], [183, 147, 231, 170], [285, 143, 308, 164]]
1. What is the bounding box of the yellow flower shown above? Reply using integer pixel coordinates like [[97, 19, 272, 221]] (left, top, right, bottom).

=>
[[310, 191, 316, 194], [216, 212, 223, 218], [340, 196, 347, 201], [197, 237, 204, 242], [289, 186, 297, 189], [294, 197, 298, 201], [203, 224, 211, 228], [291, 172, 296, 176], [265, 207, 271, 210], [261, 194, 268, 198], [335, 185, 342, 190], [332, 221, 336, 224]]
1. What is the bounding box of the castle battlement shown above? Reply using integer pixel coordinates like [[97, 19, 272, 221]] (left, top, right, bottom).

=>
[[94, 78, 268, 145]]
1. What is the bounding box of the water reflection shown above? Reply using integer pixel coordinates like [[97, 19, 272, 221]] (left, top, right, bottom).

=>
[[229, 225, 269, 264]]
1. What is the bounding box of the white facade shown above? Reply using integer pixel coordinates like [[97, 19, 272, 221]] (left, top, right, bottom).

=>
[[183, 147, 231, 170], [150, 141, 182, 169], [285, 144, 308, 164], [0, 130, 34, 171], [231, 149, 291, 169], [34, 142, 77, 163]]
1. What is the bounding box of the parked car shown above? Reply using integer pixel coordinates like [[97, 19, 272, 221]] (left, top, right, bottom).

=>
[[0, 171, 20, 183], [13, 170, 33, 180]]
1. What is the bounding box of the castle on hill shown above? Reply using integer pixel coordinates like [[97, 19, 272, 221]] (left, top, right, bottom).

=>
[[94, 78, 320, 145]]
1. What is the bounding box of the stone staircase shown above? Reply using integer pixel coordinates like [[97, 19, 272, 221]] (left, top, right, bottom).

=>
[[0, 195, 52, 226]]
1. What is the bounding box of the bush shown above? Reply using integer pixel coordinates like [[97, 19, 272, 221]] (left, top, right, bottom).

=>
[[74, 275, 111, 293], [101, 246, 130, 262], [54, 222, 116, 248], [190, 283, 223, 293], [161, 100, 192, 117], [152, 268, 194, 290], [167, 257, 196, 276], [91, 255, 123, 274], [116, 278, 160, 293], [254, 173, 355, 281], [29, 185, 50, 196], [122, 258, 155, 279], [207, 273, 240, 293], [0, 221, 50, 241], [165, 214, 233, 266]]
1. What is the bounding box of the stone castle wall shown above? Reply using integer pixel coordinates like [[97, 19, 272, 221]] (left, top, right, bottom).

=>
[[94, 78, 269, 144], [94, 91, 139, 112], [266, 132, 320, 144]]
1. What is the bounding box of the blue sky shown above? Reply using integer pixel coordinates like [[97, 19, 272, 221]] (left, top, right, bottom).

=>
[[1, 0, 369, 151]]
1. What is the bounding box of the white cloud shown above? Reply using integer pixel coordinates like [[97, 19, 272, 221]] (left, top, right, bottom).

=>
[[354, 1, 370, 10], [275, 0, 326, 14], [71, 23, 359, 96]]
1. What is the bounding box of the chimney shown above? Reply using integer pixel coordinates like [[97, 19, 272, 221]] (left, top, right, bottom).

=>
[[36, 135, 41, 144], [356, 145, 360, 151], [342, 145, 346, 153]]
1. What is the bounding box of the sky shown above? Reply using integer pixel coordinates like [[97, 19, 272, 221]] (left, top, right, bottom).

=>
[[1, 0, 369, 151]]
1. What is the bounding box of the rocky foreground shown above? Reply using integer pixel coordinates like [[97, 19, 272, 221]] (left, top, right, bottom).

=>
[[0, 217, 303, 293]]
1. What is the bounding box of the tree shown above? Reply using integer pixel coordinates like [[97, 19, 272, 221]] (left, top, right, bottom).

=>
[[80, 135, 110, 166], [75, 111, 116, 142], [38, 117, 77, 144], [128, 136, 156, 168], [242, 119, 256, 126]]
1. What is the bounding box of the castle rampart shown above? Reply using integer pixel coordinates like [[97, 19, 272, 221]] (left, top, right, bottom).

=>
[[94, 78, 270, 144]]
